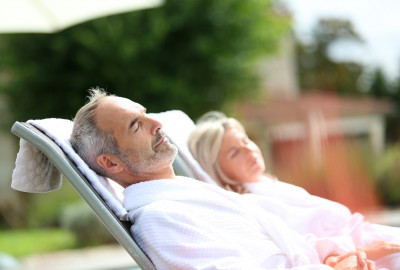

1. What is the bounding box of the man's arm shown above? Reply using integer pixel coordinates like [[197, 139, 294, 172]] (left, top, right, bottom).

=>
[[131, 202, 337, 270]]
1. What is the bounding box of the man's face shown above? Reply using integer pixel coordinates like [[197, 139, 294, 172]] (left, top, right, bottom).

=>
[[95, 96, 177, 175]]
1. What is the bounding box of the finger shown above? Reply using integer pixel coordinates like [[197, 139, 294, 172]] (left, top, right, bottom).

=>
[[325, 256, 339, 267], [356, 251, 368, 267], [336, 251, 366, 265], [367, 260, 376, 270], [392, 243, 400, 251], [336, 251, 357, 261]]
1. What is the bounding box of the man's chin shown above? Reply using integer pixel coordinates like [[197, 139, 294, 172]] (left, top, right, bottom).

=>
[[169, 145, 178, 160], [161, 144, 178, 163]]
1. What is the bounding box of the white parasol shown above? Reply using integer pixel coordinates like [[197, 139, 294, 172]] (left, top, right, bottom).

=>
[[0, 0, 164, 33]]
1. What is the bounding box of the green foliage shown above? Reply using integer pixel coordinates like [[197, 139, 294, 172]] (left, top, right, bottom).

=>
[[389, 71, 400, 114], [24, 179, 82, 227], [374, 143, 400, 206], [0, 229, 76, 257], [0, 0, 286, 126], [365, 68, 400, 116], [0, 179, 82, 229], [59, 202, 115, 247], [296, 18, 364, 95], [369, 68, 391, 99]]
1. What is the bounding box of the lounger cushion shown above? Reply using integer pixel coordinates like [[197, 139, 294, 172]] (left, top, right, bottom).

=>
[[12, 118, 128, 220]]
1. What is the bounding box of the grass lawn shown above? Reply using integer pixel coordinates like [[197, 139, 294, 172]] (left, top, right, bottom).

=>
[[0, 228, 77, 257]]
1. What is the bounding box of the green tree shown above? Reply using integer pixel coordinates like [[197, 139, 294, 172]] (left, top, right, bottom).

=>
[[390, 66, 400, 114], [366, 67, 400, 113], [296, 18, 364, 95], [367, 68, 400, 145], [369, 68, 391, 99], [0, 0, 287, 127]]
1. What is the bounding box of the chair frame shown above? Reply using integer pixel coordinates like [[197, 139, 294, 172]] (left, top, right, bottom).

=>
[[11, 121, 156, 270]]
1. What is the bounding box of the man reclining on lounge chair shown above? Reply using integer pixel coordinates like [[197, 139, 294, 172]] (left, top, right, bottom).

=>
[[70, 88, 396, 270]]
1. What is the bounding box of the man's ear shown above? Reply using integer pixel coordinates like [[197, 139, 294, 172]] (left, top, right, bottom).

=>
[[96, 154, 123, 174]]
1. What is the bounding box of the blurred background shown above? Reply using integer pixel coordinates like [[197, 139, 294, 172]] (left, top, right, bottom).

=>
[[1, 0, 399, 268]]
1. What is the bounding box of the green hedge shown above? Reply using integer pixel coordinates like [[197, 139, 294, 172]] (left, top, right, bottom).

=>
[[59, 202, 116, 247], [0, 229, 76, 257], [374, 143, 400, 206]]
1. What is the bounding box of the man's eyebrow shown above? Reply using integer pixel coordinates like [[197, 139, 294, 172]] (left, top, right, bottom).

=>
[[128, 108, 146, 130]]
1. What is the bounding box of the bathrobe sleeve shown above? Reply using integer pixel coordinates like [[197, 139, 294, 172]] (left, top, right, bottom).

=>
[[129, 200, 334, 270]]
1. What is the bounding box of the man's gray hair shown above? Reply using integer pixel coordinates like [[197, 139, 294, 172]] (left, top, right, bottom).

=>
[[70, 87, 120, 176]]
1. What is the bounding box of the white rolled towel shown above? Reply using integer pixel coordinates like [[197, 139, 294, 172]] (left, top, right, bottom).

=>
[[12, 137, 62, 193], [10, 118, 128, 220]]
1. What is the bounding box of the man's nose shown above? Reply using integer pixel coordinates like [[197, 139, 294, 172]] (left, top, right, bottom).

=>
[[148, 117, 163, 135]]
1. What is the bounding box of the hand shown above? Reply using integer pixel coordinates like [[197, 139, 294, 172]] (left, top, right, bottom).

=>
[[332, 255, 376, 270], [357, 241, 400, 261], [325, 251, 376, 270]]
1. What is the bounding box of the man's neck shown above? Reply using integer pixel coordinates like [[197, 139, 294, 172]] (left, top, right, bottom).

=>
[[135, 167, 177, 182], [118, 165, 176, 188]]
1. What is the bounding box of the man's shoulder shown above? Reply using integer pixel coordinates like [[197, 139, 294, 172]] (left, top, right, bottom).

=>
[[132, 199, 201, 228], [124, 177, 227, 215]]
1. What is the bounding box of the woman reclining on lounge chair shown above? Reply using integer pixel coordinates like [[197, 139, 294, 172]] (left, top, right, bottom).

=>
[[188, 111, 400, 269]]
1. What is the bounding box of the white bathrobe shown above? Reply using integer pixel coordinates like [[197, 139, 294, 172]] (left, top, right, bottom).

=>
[[124, 177, 358, 270], [244, 176, 361, 238], [244, 176, 400, 268]]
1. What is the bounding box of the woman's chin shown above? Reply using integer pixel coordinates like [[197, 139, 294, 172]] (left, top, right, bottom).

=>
[[245, 169, 264, 183], [245, 177, 261, 183], [252, 162, 265, 175]]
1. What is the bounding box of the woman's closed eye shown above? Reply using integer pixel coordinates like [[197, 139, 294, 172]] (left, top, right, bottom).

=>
[[229, 148, 239, 159]]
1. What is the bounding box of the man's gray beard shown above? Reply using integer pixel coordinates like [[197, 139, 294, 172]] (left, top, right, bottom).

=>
[[120, 144, 178, 175]]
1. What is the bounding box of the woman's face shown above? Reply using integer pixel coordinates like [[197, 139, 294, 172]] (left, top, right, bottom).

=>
[[218, 127, 265, 183]]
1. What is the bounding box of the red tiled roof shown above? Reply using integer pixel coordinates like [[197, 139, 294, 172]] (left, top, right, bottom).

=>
[[237, 91, 393, 126]]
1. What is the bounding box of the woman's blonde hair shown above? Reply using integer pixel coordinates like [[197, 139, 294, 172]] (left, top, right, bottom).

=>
[[188, 111, 248, 193]]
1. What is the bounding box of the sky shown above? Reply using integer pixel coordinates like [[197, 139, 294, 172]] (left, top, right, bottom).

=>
[[282, 0, 400, 80]]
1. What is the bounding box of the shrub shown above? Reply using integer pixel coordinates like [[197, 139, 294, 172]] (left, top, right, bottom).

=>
[[0, 229, 76, 257], [59, 202, 116, 247], [374, 143, 400, 206]]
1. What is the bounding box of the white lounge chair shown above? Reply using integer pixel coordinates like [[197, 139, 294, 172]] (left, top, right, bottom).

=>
[[10, 110, 212, 270], [11, 120, 156, 270]]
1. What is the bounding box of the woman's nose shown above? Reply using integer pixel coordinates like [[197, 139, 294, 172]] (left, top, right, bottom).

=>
[[243, 143, 257, 154], [240, 145, 251, 154]]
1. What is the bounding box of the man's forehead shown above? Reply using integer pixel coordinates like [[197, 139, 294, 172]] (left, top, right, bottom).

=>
[[95, 96, 146, 130], [108, 96, 145, 110], [134, 102, 146, 111]]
